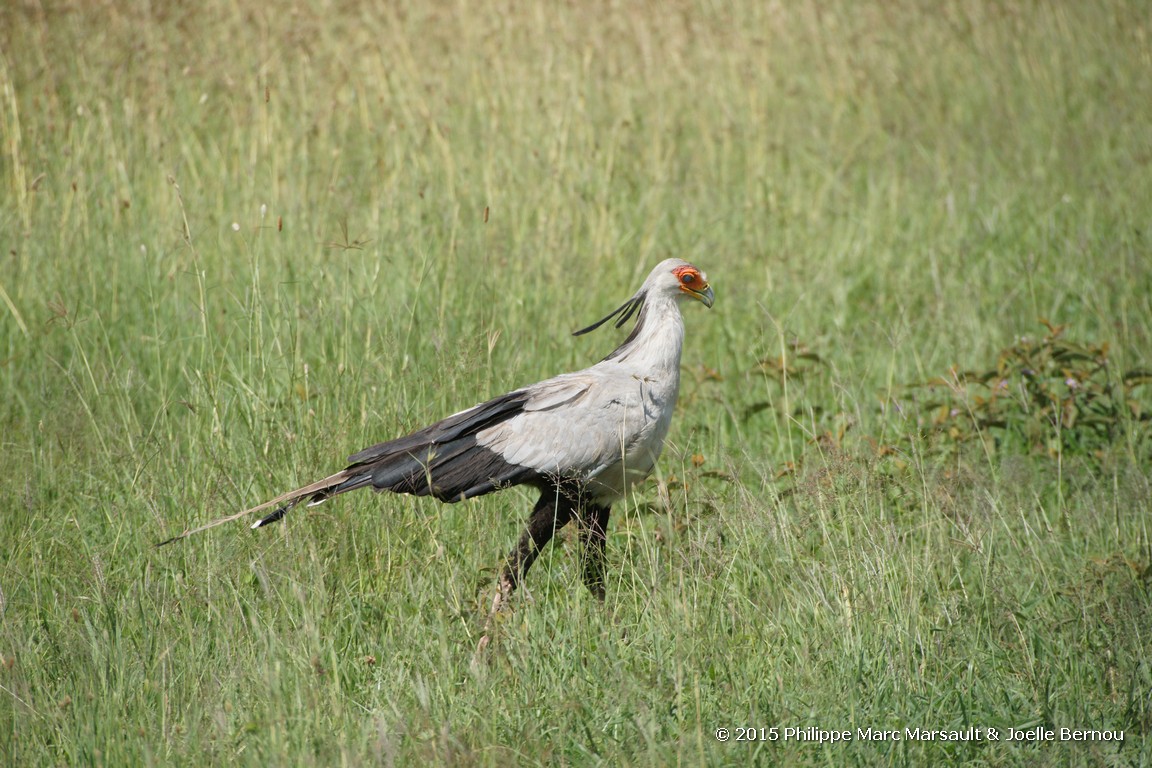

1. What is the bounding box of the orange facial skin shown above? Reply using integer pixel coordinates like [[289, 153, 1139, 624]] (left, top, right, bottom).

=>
[[672, 264, 710, 298]]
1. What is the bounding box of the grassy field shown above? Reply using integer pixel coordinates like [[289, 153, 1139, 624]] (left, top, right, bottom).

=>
[[2, 0, 1150, 764]]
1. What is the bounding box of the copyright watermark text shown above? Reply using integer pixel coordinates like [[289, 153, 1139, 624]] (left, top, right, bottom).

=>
[[713, 725, 1124, 744]]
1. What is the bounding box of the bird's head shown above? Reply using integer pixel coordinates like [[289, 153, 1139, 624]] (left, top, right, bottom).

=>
[[572, 259, 714, 337]]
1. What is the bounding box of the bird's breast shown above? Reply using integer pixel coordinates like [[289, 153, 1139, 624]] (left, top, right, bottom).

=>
[[581, 372, 679, 501]]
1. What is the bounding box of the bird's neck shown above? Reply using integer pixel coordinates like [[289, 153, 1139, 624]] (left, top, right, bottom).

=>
[[600, 293, 686, 375]]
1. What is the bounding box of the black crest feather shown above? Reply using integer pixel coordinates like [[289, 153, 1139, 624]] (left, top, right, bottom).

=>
[[571, 292, 645, 337]]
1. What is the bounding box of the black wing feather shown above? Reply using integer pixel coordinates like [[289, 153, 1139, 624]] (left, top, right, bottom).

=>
[[343, 389, 540, 502]]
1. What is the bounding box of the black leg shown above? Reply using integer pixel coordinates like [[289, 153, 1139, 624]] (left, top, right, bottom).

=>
[[578, 504, 611, 600], [476, 488, 598, 662], [497, 488, 575, 598]]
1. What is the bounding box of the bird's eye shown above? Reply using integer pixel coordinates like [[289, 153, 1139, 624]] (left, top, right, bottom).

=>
[[681, 273, 695, 284]]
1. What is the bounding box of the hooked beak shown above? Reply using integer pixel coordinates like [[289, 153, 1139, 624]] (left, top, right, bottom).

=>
[[688, 284, 715, 309]]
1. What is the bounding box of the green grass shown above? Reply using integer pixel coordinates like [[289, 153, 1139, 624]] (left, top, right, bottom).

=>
[[2, 1, 1150, 765]]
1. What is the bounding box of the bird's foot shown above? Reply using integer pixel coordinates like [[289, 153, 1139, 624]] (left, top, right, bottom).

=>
[[472, 577, 518, 667], [471, 633, 493, 672]]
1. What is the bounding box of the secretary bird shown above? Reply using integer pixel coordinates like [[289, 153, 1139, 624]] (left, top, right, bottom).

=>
[[159, 259, 713, 607]]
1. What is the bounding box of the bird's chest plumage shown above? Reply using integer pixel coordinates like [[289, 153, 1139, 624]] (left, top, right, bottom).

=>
[[618, 373, 676, 449], [585, 369, 679, 501]]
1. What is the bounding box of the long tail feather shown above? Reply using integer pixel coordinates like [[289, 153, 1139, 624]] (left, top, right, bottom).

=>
[[155, 469, 352, 547]]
